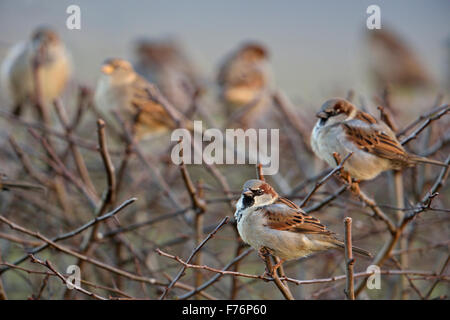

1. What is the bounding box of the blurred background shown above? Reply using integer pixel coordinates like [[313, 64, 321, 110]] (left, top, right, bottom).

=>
[[1, 0, 449, 101]]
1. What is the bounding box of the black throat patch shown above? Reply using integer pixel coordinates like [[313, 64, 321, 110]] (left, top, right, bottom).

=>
[[242, 195, 255, 209]]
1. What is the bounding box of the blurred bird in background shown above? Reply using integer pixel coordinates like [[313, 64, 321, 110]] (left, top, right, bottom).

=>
[[133, 38, 200, 114], [94, 58, 177, 139], [217, 42, 273, 128], [366, 28, 433, 91], [0, 26, 72, 117]]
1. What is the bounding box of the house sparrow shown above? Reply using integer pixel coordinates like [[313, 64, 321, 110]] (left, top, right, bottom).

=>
[[367, 28, 432, 89], [1, 26, 72, 116], [217, 42, 272, 128], [94, 58, 176, 138], [311, 98, 447, 181], [234, 179, 372, 273], [134, 38, 200, 113]]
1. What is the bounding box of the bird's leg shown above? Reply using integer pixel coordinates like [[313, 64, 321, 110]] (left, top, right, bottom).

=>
[[336, 168, 351, 186], [336, 168, 360, 195], [350, 179, 361, 195], [258, 246, 272, 260], [258, 247, 274, 278], [271, 258, 285, 277]]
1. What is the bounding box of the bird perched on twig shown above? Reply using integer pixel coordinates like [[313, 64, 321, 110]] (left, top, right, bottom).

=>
[[1, 26, 72, 116], [217, 42, 273, 128], [134, 38, 200, 113], [311, 98, 447, 181], [234, 179, 372, 274], [367, 28, 433, 90], [94, 58, 178, 139]]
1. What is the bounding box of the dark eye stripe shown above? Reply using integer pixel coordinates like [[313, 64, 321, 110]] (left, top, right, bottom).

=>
[[251, 189, 263, 196]]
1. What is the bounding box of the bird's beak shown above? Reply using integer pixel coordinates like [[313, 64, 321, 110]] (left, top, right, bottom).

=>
[[316, 111, 328, 119], [243, 190, 253, 197], [101, 64, 114, 74]]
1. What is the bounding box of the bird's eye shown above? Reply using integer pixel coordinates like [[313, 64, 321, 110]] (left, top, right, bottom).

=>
[[252, 189, 263, 196]]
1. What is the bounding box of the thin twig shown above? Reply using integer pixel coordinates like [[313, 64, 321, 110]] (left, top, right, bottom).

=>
[[300, 153, 352, 208], [344, 217, 355, 300], [0, 198, 137, 274], [158, 217, 229, 299], [30, 255, 108, 300]]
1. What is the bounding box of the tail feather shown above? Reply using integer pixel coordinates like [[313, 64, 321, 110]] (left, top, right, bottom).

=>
[[410, 156, 448, 167], [334, 241, 373, 259], [351, 245, 373, 259]]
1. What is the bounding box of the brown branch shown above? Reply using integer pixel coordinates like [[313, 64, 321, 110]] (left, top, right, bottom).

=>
[[300, 152, 352, 208], [29, 255, 108, 300], [0, 247, 7, 300], [6, 260, 133, 299], [391, 256, 424, 299], [332, 152, 396, 234], [179, 248, 253, 300], [377, 105, 398, 132], [112, 110, 182, 210], [158, 216, 229, 299], [0, 198, 137, 274], [0, 110, 121, 154], [400, 105, 449, 145], [272, 90, 312, 153], [103, 207, 190, 238], [344, 217, 355, 300], [28, 128, 99, 209], [424, 254, 450, 299], [355, 155, 450, 297], [54, 99, 97, 197], [260, 248, 294, 300], [304, 185, 348, 213], [179, 147, 206, 213], [72, 119, 118, 292], [178, 146, 207, 292], [155, 249, 448, 288], [96, 119, 116, 206], [0, 232, 43, 247], [33, 274, 50, 300], [0, 209, 174, 288], [8, 135, 52, 187], [289, 168, 332, 197], [396, 101, 446, 137]]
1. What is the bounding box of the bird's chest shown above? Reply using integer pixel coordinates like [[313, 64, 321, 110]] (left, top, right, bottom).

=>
[[237, 210, 266, 248], [311, 124, 341, 164]]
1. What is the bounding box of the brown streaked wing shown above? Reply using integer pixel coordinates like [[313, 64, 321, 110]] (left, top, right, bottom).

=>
[[353, 111, 378, 125], [276, 197, 300, 209], [341, 122, 410, 165], [261, 204, 333, 235], [130, 77, 176, 129]]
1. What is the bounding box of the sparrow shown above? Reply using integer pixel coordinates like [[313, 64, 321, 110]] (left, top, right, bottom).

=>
[[94, 58, 177, 138], [1, 26, 72, 116], [217, 42, 272, 128], [234, 179, 372, 273], [367, 28, 432, 89], [311, 98, 447, 181], [134, 38, 200, 113]]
